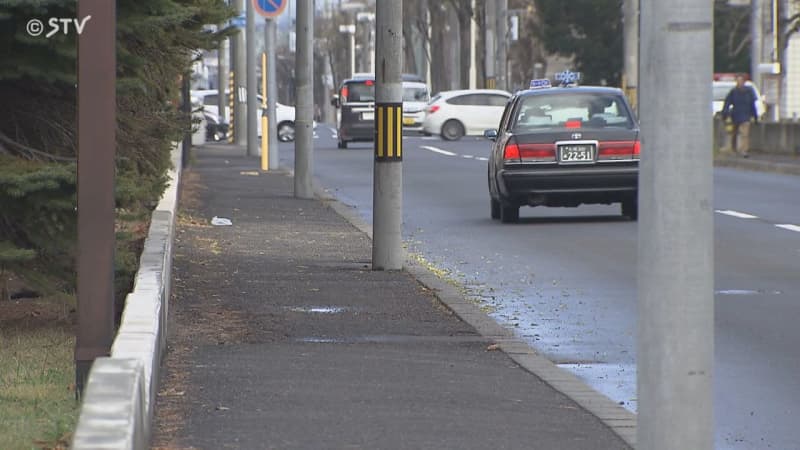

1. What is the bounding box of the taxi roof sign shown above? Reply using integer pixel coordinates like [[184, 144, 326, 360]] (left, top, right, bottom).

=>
[[529, 79, 552, 89], [554, 70, 582, 86]]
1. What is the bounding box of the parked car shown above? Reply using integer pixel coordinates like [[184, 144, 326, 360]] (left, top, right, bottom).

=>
[[486, 82, 639, 223], [401, 81, 430, 133], [190, 89, 307, 142], [422, 89, 512, 140]]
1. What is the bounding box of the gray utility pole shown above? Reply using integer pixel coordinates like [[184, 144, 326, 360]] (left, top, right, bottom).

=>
[[638, 1, 714, 449], [484, 0, 496, 89], [294, 0, 314, 198], [233, 0, 247, 146], [265, 19, 279, 170], [751, 0, 763, 94], [623, 0, 639, 113], [495, 0, 508, 91], [76, 0, 115, 397], [219, 37, 230, 125], [246, 0, 259, 156], [373, 0, 404, 270], [469, 0, 478, 89]]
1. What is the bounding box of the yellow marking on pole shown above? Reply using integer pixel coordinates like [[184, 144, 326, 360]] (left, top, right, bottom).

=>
[[386, 106, 394, 158], [261, 54, 268, 170], [395, 105, 402, 158], [377, 106, 384, 157], [228, 71, 235, 143]]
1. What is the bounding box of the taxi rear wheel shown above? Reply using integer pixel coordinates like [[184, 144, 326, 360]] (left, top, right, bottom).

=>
[[490, 198, 501, 220], [441, 120, 465, 141], [500, 203, 519, 223], [622, 199, 638, 220]]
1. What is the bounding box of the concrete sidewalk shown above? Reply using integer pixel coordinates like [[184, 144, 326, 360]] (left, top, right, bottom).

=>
[[151, 144, 631, 449], [715, 151, 800, 176]]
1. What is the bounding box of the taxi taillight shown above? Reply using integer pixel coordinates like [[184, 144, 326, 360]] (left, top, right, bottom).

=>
[[598, 140, 640, 160], [504, 142, 555, 161], [341, 86, 349, 101], [503, 142, 521, 160], [427, 105, 440, 114]]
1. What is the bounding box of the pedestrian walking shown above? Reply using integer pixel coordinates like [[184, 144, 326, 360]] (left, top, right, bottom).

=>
[[721, 74, 759, 158]]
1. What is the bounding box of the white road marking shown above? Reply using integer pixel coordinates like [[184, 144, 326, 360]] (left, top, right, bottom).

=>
[[775, 224, 800, 233], [715, 210, 759, 219], [421, 145, 456, 156], [476, 157, 489, 161], [462, 155, 474, 159], [421, 136, 438, 140]]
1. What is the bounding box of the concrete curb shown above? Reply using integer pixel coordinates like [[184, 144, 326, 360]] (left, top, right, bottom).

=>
[[714, 155, 800, 176], [72, 144, 182, 450], [309, 180, 638, 448]]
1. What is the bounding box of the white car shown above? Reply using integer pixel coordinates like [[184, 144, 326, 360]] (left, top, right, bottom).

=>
[[712, 81, 766, 119], [422, 89, 512, 140], [401, 81, 430, 132], [191, 89, 308, 142]]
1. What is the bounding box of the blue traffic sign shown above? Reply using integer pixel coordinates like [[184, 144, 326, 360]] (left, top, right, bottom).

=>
[[230, 13, 246, 28], [253, 0, 287, 18]]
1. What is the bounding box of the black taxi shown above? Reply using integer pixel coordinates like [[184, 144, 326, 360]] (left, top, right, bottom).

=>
[[485, 73, 639, 223]]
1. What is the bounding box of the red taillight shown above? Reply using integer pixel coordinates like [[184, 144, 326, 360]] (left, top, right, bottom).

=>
[[565, 120, 582, 128], [598, 141, 639, 160], [633, 140, 641, 156], [519, 143, 555, 160], [365, 80, 374, 86], [427, 105, 440, 114], [341, 86, 349, 101], [503, 142, 521, 160]]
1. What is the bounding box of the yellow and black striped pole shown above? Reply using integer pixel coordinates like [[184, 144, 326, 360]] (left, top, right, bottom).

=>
[[375, 102, 403, 161], [228, 70, 235, 143]]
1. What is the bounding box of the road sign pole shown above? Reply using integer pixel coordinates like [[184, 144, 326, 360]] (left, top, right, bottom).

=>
[[484, 0, 496, 89], [623, 0, 639, 112], [246, 0, 259, 156], [638, 1, 714, 449], [373, 0, 403, 271], [266, 18, 279, 170], [76, 0, 116, 398], [234, 0, 247, 146], [495, 0, 508, 90], [294, 0, 314, 198]]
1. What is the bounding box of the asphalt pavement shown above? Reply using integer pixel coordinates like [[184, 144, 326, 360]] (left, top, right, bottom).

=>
[[281, 126, 800, 450], [151, 144, 631, 449]]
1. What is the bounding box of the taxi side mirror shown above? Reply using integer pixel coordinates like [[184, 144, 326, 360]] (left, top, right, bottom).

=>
[[483, 129, 498, 141]]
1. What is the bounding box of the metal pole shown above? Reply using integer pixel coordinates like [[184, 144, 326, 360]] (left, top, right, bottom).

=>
[[495, 0, 507, 91], [76, 0, 116, 397], [623, 0, 639, 113], [295, 0, 314, 198], [369, 18, 376, 74], [233, 0, 247, 145], [266, 19, 280, 170], [638, 1, 714, 449], [246, 0, 258, 156], [424, 0, 431, 87], [373, 0, 403, 270], [751, 0, 763, 95], [349, 31, 356, 78], [261, 53, 269, 171], [484, 0, 496, 89], [469, 0, 477, 89], [181, 75, 192, 167], [219, 37, 230, 125]]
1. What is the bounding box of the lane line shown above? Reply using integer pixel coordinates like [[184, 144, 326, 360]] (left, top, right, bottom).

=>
[[476, 157, 488, 161], [421, 145, 456, 156], [715, 209, 759, 219], [462, 155, 474, 159], [775, 224, 800, 233]]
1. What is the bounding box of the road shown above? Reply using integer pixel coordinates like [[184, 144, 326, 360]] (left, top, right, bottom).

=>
[[275, 127, 800, 449]]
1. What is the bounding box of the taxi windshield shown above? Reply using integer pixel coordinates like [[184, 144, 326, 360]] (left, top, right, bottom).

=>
[[512, 92, 634, 131]]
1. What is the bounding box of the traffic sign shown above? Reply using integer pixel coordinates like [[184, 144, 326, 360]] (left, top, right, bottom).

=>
[[252, 0, 287, 18]]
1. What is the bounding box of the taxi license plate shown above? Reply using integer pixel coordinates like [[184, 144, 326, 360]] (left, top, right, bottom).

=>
[[402, 117, 415, 125], [362, 111, 374, 121], [559, 144, 595, 162]]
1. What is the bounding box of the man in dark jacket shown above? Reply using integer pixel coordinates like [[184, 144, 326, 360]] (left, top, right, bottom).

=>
[[722, 74, 759, 157]]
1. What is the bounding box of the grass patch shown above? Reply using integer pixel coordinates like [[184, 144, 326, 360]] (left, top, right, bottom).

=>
[[0, 321, 78, 450]]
